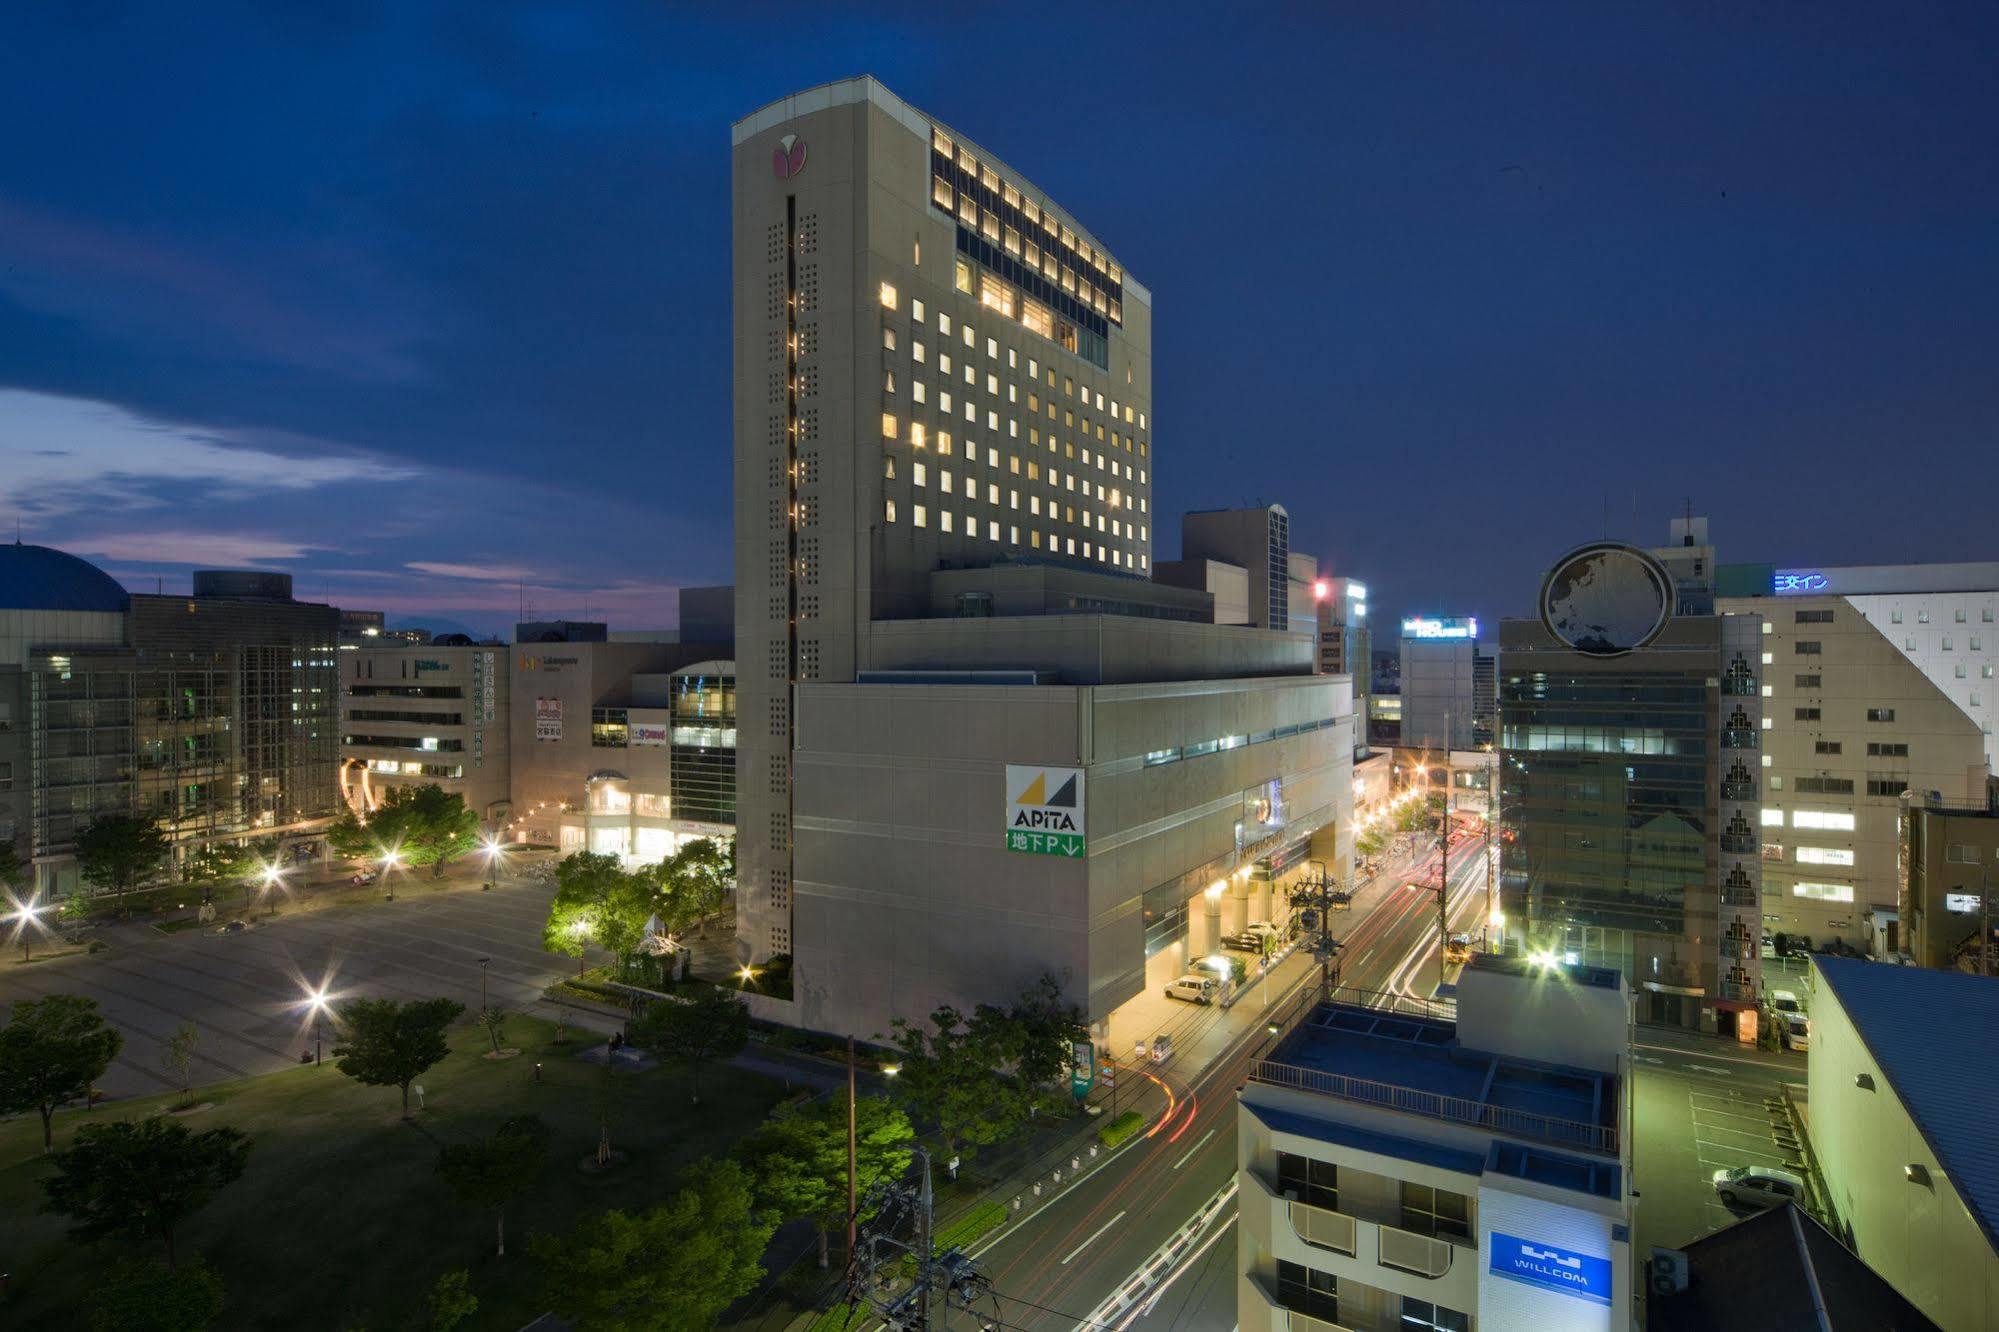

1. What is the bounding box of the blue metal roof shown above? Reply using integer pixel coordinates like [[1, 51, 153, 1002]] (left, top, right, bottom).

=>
[[1815, 956, 1999, 1252], [0, 544, 130, 613]]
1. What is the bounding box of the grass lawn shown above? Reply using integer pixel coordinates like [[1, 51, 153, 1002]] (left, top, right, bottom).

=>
[[0, 1014, 792, 1331]]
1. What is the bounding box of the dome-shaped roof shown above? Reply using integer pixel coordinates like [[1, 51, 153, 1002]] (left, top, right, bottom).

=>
[[0, 544, 131, 613]]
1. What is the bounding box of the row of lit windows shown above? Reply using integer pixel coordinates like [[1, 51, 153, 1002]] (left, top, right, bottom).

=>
[[879, 285, 1148, 443], [878, 411, 1146, 510], [1889, 607, 1995, 624], [929, 129, 1122, 288], [1760, 808, 1857, 831], [879, 497, 1146, 571], [885, 457, 1146, 538]]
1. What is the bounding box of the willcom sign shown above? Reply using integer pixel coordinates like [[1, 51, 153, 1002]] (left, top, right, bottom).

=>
[[1005, 765, 1085, 858], [1488, 1231, 1612, 1307]]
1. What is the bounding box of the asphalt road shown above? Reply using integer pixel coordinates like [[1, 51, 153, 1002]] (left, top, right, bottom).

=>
[[0, 866, 587, 1098], [969, 837, 1494, 1331]]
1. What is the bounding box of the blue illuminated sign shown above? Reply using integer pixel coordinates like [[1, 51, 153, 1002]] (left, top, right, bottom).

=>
[[1488, 1231, 1612, 1306], [1772, 572, 1829, 594], [1401, 615, 1478, 640]]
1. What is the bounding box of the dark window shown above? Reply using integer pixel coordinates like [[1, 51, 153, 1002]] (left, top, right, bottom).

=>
[[1794, 674, 1822, 688], [1795, 641, 1823, 655], [1815, 741, 1842, 755], [1794, 609, 1835, 624], [1277, 1151, 1338, 1211], [1399, 1182, 1472, 1240], [1866, 707, 1896, 722], [1276, 1260, 1337, 1324], [1796, 776, 1856, 794], [1400, 1298, 1472, 1332], [1867, 742, 1910, 757], [1868, 778, 1906, 797], [1794, 707, 1821, 721]]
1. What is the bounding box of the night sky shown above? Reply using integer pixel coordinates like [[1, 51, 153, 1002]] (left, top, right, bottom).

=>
[[2, 4, 1994, 637]]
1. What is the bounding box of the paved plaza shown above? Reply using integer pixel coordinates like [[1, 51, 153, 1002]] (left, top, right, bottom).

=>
[[0, 873, 588, 1099]]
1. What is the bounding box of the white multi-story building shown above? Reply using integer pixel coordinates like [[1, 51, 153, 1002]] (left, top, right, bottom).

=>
[[340, 643, 510, 822], [1717, 561, 1996, 954], [1239, 956, 1635, 1332]]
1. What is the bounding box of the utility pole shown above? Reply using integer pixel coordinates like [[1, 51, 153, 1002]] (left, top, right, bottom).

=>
[[914, 1149, 933, 1328], [846, 1035, 858, 1264], [1287, 860, 1349, 1002], [839, 1144, 996, 1330]]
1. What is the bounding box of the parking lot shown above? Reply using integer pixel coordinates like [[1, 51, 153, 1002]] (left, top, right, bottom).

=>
[[1631, 1030, 1808, 1257], [0, 874, 582, 1099]]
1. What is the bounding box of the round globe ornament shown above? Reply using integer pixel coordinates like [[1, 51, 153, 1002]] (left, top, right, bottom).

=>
[[1538, 542, 1674, 657]]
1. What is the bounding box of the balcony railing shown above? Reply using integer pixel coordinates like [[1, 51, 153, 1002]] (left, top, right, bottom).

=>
[[1720, 781, 1758, 802], [1289, 1200, 1357, 1256], [1248, 1059, 1618, 1155], [1248, 1274, 1358, 1332], [1719, 833, 1758, 854], [1378, 1224, 1456, 1279]]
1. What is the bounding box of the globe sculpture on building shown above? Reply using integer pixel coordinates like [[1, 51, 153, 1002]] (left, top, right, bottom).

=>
[[1538, 542, 1674, 657]]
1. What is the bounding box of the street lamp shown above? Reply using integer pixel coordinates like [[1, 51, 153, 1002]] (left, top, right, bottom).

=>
[[381, 849, 401, 902], [306, 987, 330, 1065], [261, 865, 284, 919], [479, 957, 491, 1011], [9, 892, 47, 963], [482, 838, 502, 891]]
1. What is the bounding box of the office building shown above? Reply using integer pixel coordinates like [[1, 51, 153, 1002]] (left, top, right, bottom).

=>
[[0, 546, 340, 897], [1714, 561, 1995, 955], [1162, 506, 1296, 631], [1317, 576, 1372, 756], [1900, 795, 1999, 970], [1806, 956, 1999, 1332], [340, 644, 510, 821], [1237, 956, 1634, 1332], [1499, 537, 1765, 1032], [1472, 652, 1495, 748], [505, 636, 733, 858], [1400, 616, 1480, 752], [731, 78, 1350, 1037]]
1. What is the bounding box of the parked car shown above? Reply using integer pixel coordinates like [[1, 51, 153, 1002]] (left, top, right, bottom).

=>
[[1781, 1013, 1811, 1052], [1712, 1165, 1806, 1211], [1769, 989, 1803, 1016], [1163, 974, 1217, 1006], [214, 920, 250, 935], [350, 870, 377, 886], [1219, 933, 1263, 953]]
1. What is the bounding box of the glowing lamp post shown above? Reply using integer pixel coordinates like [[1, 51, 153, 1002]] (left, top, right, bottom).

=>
[[11, 894, 47, 963], [261, 866, 284, 918], [307, 987, 331, 1065], [381, 849, 401, 902], [482, 838, 501, 891]]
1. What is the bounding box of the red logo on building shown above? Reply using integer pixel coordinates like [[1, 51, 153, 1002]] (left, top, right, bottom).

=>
[[772, 133, 806, 180]]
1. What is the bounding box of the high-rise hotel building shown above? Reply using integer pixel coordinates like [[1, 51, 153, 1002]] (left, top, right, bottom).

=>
[[732, 79, 1351, 1037]]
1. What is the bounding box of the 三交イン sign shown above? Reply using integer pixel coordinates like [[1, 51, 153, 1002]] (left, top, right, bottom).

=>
[[1006, 765, 1086, 857]]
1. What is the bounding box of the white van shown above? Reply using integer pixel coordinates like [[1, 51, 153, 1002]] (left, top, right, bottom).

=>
[[1782, 1013, 1811, 1052], [1164, 974, 1216, 1006]]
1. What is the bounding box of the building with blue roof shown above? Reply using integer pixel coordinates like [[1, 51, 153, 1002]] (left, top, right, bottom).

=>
[[1237, 954, 1635, 1332], [1807, 954, 1999, 1331], [0, 543, 342, 896]]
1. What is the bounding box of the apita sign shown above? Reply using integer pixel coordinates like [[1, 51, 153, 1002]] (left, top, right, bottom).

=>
[[1006, 765, 1085, 858]]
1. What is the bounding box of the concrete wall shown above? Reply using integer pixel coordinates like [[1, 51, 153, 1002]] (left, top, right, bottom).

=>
[[1401, 637, 1476, 751], [790, 671, 1350, 1035], [1807, 965, 1999, 1330]]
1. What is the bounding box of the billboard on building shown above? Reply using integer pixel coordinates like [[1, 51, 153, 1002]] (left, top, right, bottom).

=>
[[630, 723, 671, 746], [534, 697, 563, 742], [1005, 764, 1085, 858]]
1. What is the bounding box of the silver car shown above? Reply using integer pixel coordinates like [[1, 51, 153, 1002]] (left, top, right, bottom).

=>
[[1713, 1165, 1806, 1210]]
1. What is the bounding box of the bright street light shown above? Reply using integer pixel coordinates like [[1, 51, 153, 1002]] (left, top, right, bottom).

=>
[[8, 892, 48, 963], [302, 985, 332, 1065]]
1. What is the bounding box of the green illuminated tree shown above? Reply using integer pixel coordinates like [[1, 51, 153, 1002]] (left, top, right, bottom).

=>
[[738, 1093, 913, 1268], [542, 852, 654, 973], [531, 1158, 772, 1332], [41, 1116, 250, 1269], [883, 1004, 1032, 1161], [0, 993, 125, 1149], [666, 838, 733, 935]]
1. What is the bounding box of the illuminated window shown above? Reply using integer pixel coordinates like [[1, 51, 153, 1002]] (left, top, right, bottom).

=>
[[1793, 810, 1855, 831], [909, 423, 926, 449], [980, 165, 998, 192], [941, 510, 954, 533], [1028, 357, 1039, 379], [1761, 808, 1784, 827], [879, 282, 898, 310], [932, 128, 953, 155], [884, 455, 896, 479], [1021, 296, 1053, 339], [1003, 225, 1021, 256], [1009, 490, 1019, 509], [932, 175, 953, 209], [1030, 531, 1041, 548], [912, 504, 927, 528], [939, 391, 952, 414], [883, 370, 896, 394], [963, 324, 975, 348], [1008, 524, 1018, 543], [882, 326, 896, 351], [955, 259, 973, 294], [940, 468, 953, 493], [980, 208, 999, 243], [884, 497, 897, 523], [912, 341, 925, 365], [912, 462, 926, 487], [1793, 882, 1854, 902], [912, 382, 926, 404], [1797, 847, 1855, 866], [988, 483, 1000, 504], [912, 299, 925, 324], [881, 413, 898, 439]]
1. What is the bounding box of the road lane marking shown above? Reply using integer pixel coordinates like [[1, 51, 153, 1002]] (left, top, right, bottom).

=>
[[1061, 1209, 1126, 1265], [1174, 1128, 1217, 1169], [1696, 1137, 1790, 1165]]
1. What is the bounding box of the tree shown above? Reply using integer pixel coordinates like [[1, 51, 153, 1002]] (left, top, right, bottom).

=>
[[1356, 824, 1388, 861], [436, 1115, 548, 1256], [74, 814, 170, 901], [883, 1004, 1031, 1161], [665, 838, 733, 935], [997, 973, 1086, 1094], [161, 1022, 200, 1105], [627, 987, 749, 1105], [87, 1258, 226, 1332], [478, 1007, 508, 1056], [178, 838, 275, 893], [530, 1157, 773, 1332], [0, 993, 125, 1149], [738, 1094, 913, 1268], [0, 838, 23, 893], [424, 1269, 478, 1332], [329, 785, 480, 878], [542, 852, 654, 975], [42, 1117, 251, 1269], [330, 996, 465, 1118]]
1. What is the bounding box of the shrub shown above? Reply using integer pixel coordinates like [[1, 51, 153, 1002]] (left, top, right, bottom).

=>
[[1098, 1110, 1147, 1149]]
